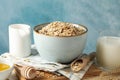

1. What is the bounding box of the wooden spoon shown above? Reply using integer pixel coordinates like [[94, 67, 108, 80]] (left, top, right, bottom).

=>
[[71, 52, 95, 72]]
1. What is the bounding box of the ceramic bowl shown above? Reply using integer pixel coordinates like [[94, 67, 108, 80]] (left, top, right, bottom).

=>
[[0, 59, 13, 80], [33, 23, 88, 63]]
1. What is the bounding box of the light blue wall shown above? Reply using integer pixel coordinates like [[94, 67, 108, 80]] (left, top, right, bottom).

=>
[[0, 0, 120, 54]]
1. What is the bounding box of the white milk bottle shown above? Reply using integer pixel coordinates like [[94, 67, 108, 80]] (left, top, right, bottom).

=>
[[9, 24, 31, 57]]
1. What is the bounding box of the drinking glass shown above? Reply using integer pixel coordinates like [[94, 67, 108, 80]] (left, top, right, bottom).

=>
[[96, 30, 120, 71]]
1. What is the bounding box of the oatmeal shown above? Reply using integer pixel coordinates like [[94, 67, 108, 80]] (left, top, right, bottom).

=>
[[38, 21, 86, 37]]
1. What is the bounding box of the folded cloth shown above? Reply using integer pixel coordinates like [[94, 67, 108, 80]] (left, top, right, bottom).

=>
[[0, 47, 93, 80]]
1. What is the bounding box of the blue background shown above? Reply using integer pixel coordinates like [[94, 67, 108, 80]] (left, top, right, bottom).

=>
[[0, 0, 120, 54]]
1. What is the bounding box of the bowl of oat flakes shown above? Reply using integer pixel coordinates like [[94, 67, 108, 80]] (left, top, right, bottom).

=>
[[33, 21, 88, 63]]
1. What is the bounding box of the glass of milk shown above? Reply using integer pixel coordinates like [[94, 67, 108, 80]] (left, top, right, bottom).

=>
[[96, 30, 120, 71]]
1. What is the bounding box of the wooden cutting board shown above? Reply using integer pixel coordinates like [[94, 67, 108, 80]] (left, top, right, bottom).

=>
[[14, 64, 69, 80], [82, 64, 120, 80], [16, 64, 102, 80], [82, 64, 102, 80], [15, 63, 120, 80]]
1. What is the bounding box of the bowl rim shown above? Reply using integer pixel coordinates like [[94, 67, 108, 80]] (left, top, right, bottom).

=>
[[34, 22, 88, 37]]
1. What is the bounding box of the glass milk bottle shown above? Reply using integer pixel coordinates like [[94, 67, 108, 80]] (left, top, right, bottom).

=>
[[9, 24, 31, 57], [96, 30, 120, 70]]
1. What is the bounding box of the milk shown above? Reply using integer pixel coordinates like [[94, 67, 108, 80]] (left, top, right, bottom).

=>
[[9, 24, 31, 57], [96, 36, 120, 69]]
